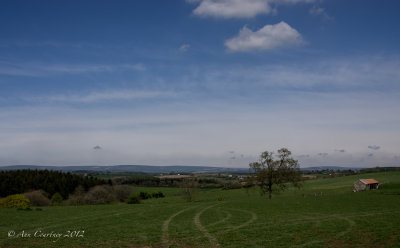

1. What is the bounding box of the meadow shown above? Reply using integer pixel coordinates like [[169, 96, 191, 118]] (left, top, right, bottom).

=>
[[1, 171, 399, 248]]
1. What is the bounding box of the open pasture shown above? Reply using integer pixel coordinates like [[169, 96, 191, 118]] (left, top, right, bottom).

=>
[[1, 171, 399, 248]]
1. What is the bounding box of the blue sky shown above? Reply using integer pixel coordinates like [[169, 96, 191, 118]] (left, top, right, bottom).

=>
[[1, 0, 400, 167]]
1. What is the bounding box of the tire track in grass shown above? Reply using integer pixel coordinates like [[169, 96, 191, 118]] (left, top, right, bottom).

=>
[[206, 210, 232, 227], [194, 204, 221, 248], [218, 208, 257, 234], [161, 206, 196, 248], [335, 216, 355, 238]]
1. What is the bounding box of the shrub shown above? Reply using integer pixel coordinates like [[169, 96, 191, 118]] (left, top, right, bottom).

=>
[[24, 190, 51, 206], [139, 191, 152, 200], [222, 182, 243, 190], [0, 194, 30, 208], [127, 195, 141, 204], [51, 192, 63, 205], [113, 185, 133, 202], [152, 192, 165, 198], [17, 207, 32, 211]]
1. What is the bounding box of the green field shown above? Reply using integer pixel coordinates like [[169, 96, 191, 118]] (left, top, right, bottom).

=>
[[1, 171, 400, 248]]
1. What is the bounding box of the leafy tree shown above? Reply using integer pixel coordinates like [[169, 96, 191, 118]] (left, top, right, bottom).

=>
[[248, 148, 303, 199], [51, 192, 63, 205]]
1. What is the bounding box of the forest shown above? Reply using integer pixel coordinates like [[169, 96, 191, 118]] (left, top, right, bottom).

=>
[[0, 170, 107, 199]]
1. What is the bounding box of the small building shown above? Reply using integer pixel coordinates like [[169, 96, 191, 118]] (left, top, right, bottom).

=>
[[353, 179, 379, 192]]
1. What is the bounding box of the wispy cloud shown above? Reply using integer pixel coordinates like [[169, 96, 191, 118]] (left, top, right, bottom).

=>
[[191, 56, 400, 91], [179, 44, 191, 52], [27, 90, 177, 103], [1, 93, 399, 167], [0, 62, 145, 77], [309, 5, 332, 20], [225, 22, 304, 52]]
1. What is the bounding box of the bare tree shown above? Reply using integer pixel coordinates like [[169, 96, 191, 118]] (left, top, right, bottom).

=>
[[180, 178, 198, 202], [248, 148, 302, 199]]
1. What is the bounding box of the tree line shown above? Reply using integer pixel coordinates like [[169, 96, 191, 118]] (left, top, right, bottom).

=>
[[0, 170, 107, 199]]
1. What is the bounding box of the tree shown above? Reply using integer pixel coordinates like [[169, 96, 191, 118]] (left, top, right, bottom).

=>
[[248, 148, 302, 199], [180, 178, 198, 202], [51, 192, 63, 205], [24, 190, 51, 206]]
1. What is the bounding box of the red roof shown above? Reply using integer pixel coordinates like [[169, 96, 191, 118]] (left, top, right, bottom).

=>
[[360, 179, 379, 184]]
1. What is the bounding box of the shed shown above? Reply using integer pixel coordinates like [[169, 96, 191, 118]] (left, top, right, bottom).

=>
[[353, 179, 379, 192]]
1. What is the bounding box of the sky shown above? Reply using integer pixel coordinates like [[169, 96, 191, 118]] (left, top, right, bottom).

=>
[[1, 0, 400, 168]]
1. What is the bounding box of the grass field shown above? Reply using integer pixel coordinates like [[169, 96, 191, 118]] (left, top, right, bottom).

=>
[[1, 171, 400, 248]]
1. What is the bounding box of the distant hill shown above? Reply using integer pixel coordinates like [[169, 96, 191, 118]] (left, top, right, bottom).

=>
[[301, 166, 361, 171], [0, 165, 370, 174], [0, 165, 249, 174]]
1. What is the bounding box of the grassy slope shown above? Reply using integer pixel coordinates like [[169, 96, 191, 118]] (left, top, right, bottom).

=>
[[0, 171, 399, 248]]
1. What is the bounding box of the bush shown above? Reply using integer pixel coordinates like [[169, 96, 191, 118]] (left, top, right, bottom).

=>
[[17, 207, 32, 211], [127, 195, 141, 204], [222, 182, 243, 190], [0, 194, 31, 208], [139, 191, 152, 200], [24, 190, 51, 206], [152, 191, 165, 198], [84, 185, 116, 205], [51, 192, 63, 205]]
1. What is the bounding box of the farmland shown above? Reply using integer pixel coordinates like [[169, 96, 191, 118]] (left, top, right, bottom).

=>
[[1, 171, 400, 248]]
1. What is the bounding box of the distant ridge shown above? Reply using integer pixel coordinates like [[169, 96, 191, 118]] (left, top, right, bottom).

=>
[[301, 166, 361, 171], [0, 165, 366, 174], [0, 165, 249, 174]]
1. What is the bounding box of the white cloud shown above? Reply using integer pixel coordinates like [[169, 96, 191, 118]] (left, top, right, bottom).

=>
[[225, 22, 304, 52], [190, 0, 316, 19], [192, 0, 272, 18]]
